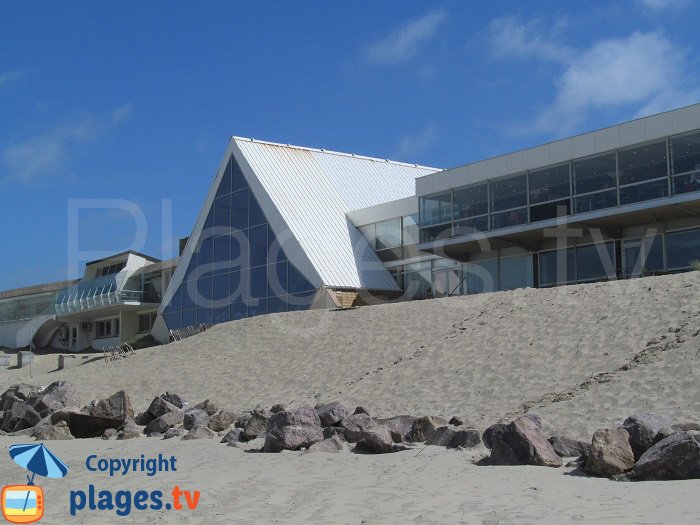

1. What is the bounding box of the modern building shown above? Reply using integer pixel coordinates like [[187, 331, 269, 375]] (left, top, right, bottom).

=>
[[2, 103, 700, 350]]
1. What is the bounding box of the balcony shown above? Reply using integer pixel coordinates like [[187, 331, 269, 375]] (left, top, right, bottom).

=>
[[54, 274, 159, 315]]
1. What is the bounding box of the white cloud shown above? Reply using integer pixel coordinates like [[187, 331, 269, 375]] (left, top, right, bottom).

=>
[[3, 105, 134, 183], [489, 15, 571, 63], [391, 125, 437, 161], [365, 8, 447, 64], [636, 0, 690, 10]]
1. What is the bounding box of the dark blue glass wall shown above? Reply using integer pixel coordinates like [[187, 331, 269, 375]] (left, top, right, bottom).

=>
[[162, 155, 316, 330]]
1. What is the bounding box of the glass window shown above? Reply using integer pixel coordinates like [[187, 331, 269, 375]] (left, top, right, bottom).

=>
[[231, 189, 249, 231], [491, 208, 527, 230], [248, 298, 268, 317], [213, 195, 232, 230], [229, 270, 242, 303], [419, 224, 452, 243], [490, 174, 527, 212], [529, 164, 570, 203], [530, 199, 570, 222], [197, 307, 213, 324], [376, 247, 402, 262], [666, 228, 700, 269], [268, 261, 288, 298], [359, 224, 376, 249], [453, 216, 489, 235], [231, 301, 247, 320], [249, 193, 266, 227], [454, 183, 488, 219], [672, 172, 700, 195], [419, 193, 451, 226], [250, 265, 267, 300], [213, 306, 230, 324], [249, 224, 268, 267], [619, 179, 668, 205], [618, 140, 667, 185], [539, 248, 575, 286], [573, 153, 617, 194], [465, 259, 498, 294], [403, 261, 431, 299], [574, 189, 618, 213], [671, 131, 700, 175], [231, 158, 249, 192], [182, 309, 197, 328], [213, 235, 231, 269], [138, 312, 157, 333], [576, 242, 615, 282], [215, 159, 232, 198], [197, 276, 213, 308], [163, 311, 181, 330], [212, 273, 230, 306], [198, 236, 214, 269], [267, 296, 288, 314], [624, 235, 664, 276], [499, 255, 533, 291], [288, 264, 315, 294], [402, 215, 419, 245], [376, 218, 402, 250]]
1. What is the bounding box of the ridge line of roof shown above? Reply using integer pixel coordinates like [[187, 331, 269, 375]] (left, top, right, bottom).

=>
[[232, 136, 442, 172]]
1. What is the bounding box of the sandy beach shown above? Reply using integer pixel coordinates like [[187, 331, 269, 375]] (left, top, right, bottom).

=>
[[1, 272, 700, 523]]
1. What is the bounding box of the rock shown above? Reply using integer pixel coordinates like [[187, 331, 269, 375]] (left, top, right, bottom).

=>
[[264, 406, 324, 452], [182, 426, 216, 440], [585, 428, 635, 477], [653, 427, 676, 445], [410, 416, 448, 442], [270, 403, 287, 413], [183, 409, 209, 430], [622, 413, 670, 460], [629, 432, 700, 481], [427, 425, 481, 449], [359, 425, 395, 453], [449, 416, 464, 426], [31, 418, 73, 440], [220, 428, 245, 444], [31, 396, 64, 418], [315, 401, 349, 427], [194, 399, 219, 416], [376, 415, 417, 443], [102, 428, 118, 440], [242, 410, 270, 439], [144, 411, 184, 434], [304, 435, 344, 454], [134, 411, 155, 425], [0, 384, 40, 411], [672, 422, 700, 432], [162, 427, 187, 440], [548, 436, 591, 458], [147, 397, 180, 418], [323, 426, 346, 440], [68, 413, 124, 438], [353, 406, 369, 416], [489, 416, 562, 467], [1, 401, 41, 432], [235, 412, 252, 429], [87, 391, 134, 421], [119, 420, 142, 440], [482, 423, 504, 450], [523, 414, 543, 429], [340, 413, 377, 443], [36, 381, 81, 409], [160, 392, 186, 409]]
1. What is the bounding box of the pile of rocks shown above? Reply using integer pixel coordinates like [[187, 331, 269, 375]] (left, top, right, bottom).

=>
[[482, 413, 700, 481]]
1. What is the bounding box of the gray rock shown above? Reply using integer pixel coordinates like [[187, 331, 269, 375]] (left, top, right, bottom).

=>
[[340, 413, 377, 443], [144, 410, 184, 434], [31, 396, 64, 418], [315, 401, 349, 427], [482, 423, 505, 450], [264, 406, 324, 452], [120, 420, 142, 440], [235, 412, 252, 429], [134, 411, 155, 425], [270, 403, 287, 413], [242, 410, 269, 439], [410, 416, 448, 442], [653, 427, 676, 445], [194, 399, 219, 416], [220, 428, 245, 444], [183, 409, 209, 430], [585, 428, 635, 477], [31, 418, 73, 440], [304, 435, 344, 454], [147, 396, 180, 418], [162, 427, 187, 440], [37, 381, 81, 409], [323, 426, 346, 440], [523, 414, 543, 429], [0, 384, 40, 411], [1, 401, 41, 432], [376, 415, 417, 443], [622, 413, 670, 461], [427, 425, 480, 449], [630, 431, 700, 481], [353, 406, 369, 416], [182, 426, 216, 440], [548, 436, 591, 458], [449, 416, 464, 426], [160, 392, 187, 409], [87, 391, 134, 421], [359, 425, 394, 453], [489, 416, 562, 467], [102, 428, 118, 440]]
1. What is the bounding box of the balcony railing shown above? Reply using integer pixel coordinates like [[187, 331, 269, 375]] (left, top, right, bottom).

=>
[[55, 274, 158, 315]]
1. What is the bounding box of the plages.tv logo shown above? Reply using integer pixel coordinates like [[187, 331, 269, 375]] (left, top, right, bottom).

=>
[[2, 443, 69, 524]]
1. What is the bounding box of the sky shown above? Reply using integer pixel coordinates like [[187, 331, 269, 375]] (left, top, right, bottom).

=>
[[2, 0, 700, 289]]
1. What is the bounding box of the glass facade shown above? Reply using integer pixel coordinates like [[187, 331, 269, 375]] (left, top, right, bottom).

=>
[[539, 242, 616, 286], [162, 156, 316, 330]]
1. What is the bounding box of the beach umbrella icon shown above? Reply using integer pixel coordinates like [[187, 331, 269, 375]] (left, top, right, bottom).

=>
[[9, 443, 69, 485]]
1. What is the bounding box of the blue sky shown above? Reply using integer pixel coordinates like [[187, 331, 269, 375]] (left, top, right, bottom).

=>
[[2, 0, 700, 289]]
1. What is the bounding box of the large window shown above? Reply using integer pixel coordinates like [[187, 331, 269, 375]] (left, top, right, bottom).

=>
[[138, 312, 157, 333], [671, 131, 700, 195], [499, 255, 533, 291], [576, 242, 616, 282], [464, 259, 498, 294], [490, 174, 527, 212], [419, 193, 451, 226], [96, 318, 120, 338], [539, 247, 576, 286], [623, 235, 664, 277], [454, 183, 488, 219], [617, 141, 668, 204], [402, 215, 419, 246], [376, 218, 402, 250], [666, 228, 700, 270], [529, 164, 570, 203], [574, 153, 617, 195]]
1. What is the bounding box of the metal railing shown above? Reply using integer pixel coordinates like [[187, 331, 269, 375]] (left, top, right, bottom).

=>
[[55, 286, 153, 315], [169, 324, 212, 342]]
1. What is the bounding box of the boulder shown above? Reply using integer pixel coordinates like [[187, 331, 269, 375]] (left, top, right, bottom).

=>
[[629, 432, 700, 481], [622, 413, 670, 460], [120, 420, 142, 440], [0, 384, 40, 411], [263, 406, 324, 452], [427, 425, 480, 449], [304, 435, 344, 454], [1, 401, 41, 432], [353, 406, 369, 416], [489, 416, 562, 467], [449, 416, 464, 426], [270, 403, 287, 413], [31, 418, 73, 440], [147, 397, 180, 418], [35, 381, 81, 410], [359, 425, 394, 453], [340, 413, 377, 443], [102, 428, 118, 440], [68, 413, 124, 438], [585, 428, 635, 477], [220, 428, 245, 444], [548, 436, 591, 458], [235, 412, 253, 429], [482, 423, 505, 450], [653, 427, 676, 445], [134, 411, 155, 425], [523, 414, 543, 429], [323, 426, 346, 440], [242, 410, 270, 439], [160, 392, 187, 409], [31, 396, 64, 418], [162, 427, 187, 440], [183, 409, 209, 430], [87, 391, 134, 421], [144, 411, 184, 434], [194, 399, 219, 416], [376, 415, 417, 443], [182, 426, 216, 440], [315, 401, 349, 427], [410, 416, 448, 442]]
